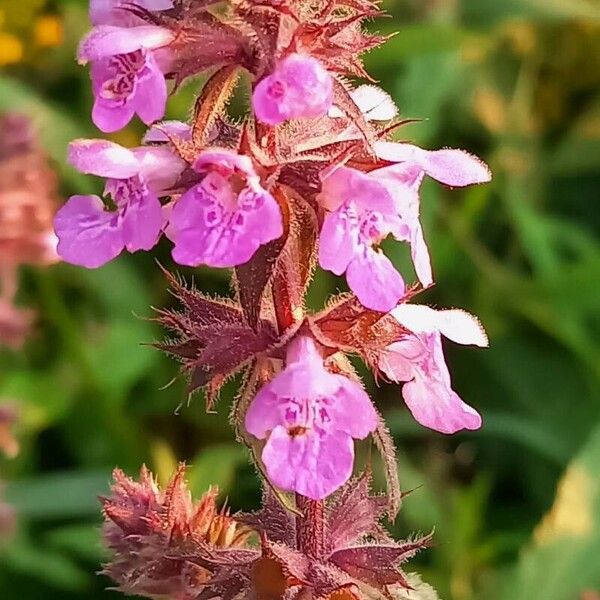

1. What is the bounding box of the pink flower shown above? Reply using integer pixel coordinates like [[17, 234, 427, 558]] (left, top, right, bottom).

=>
[[317, 148, 491, 311], [78, 25, 174, 132], [379, 303, 488, 434], [245, 336, 378, 500], [168, 150, 283, 268], [317, 166, 409, 312], [90, 0, 174, 27], [252, 54, 333, 125], [54, 139, 185, 268]]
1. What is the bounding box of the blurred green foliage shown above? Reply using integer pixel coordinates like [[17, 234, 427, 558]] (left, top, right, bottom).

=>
[[0, 0, 599, 598]]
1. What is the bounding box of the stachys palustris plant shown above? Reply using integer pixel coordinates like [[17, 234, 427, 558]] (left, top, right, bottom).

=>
[[53, 0, 492, 597]]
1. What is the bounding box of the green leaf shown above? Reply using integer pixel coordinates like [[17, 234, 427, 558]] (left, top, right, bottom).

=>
[[366, 24, 470, 66], [187, 443, 246, 498], [70, 261, 160, 396], [5, 470, 109, 519], [2, 536, 90, 591], [44, 524, 105, 562], [500, 424, 600, 599], [0, 369, 76, 430]]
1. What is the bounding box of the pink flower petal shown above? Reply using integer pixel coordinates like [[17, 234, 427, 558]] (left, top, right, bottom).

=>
[[330, 376, 378, 439], [346, 250, 405, 312], [436, 310, 488, 347], [402, 376, 481, 434], [378, 343, 417, 382], [170, 180, 282, 268], [121, 190, 163, 252], [193, 150, 256, 180], [392, 304, 488, 347], [262, 427, 354, 500], [238, 188, 284, 246], [378, 168, 433, 286], [329, 85, 398, 121], [92, 97, 136, 133], [243, 387, 281, 440], [78, 25, 173, 63], [409, 219, 433, 287], [68, 139, 139, 179], [252, 54, 333, 125], [374, 142, 491, 187], [416, 148, 491, 187], [91, 0, 174, 26], [318, 209, 358, 276], [142, 120, 191, 143], [268, 360, 339, 402], [131, 146, 185, 192], [252, 77, 288, 126], [54, 195, 124, 268], [132, 55, 168, 125], [319, 167, 396, 214], [382, 330, 483, 434]]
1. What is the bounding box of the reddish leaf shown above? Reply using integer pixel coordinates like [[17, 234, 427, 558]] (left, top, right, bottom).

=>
[[192, 64, 241, 146], [240, 491, 297, 546], [327, 472, 389, 552], [373, 416, 402, 519], [162, 12, 249, 87], [187, 322, 277, 394], [155, 272, 278, 404], [310, 295, 405, 366], [263, 539, 310, 583], [329, 535, 433, 588], [308, 561, 357, 599]]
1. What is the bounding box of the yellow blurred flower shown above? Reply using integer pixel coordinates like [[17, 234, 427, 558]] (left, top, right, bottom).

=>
[[0, 32, 23, 65], [534, 465, 596, 546], [473, 87, 508, 134], [34, 14, 62, 48]]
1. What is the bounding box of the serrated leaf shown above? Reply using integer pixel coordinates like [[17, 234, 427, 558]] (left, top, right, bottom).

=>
[[373, 415, 402, 520], [240, 490, 296, 545], [327, 471, 388, 551], [192, 64, 241, 147], [310, 294, 405, 366], [330, 536, 432, 588], [155, 273, 278, 401]]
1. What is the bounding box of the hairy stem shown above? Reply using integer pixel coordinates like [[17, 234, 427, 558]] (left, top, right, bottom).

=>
[[295, 493, 325, 558]]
